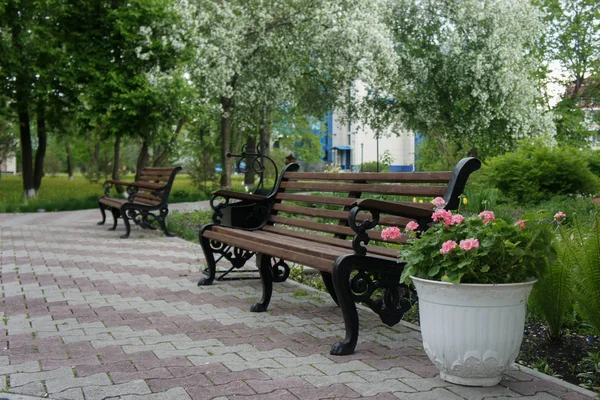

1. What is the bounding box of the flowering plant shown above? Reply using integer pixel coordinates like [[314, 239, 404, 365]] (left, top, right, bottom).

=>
[[382, 198, 559, 285]]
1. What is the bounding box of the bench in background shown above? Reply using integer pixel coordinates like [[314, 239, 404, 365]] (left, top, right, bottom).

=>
[[98, 166, 181, 239]]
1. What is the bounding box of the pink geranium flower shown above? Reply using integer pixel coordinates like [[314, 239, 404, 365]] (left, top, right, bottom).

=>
[[432, 209, 453, 226], [433, 197, 446, 209], [405, 221, 419, 231], [459, 238, 480, 251], [514, 219, 527, 229], [381, 226, 402, 241], [554, 211, 566, 221], [478, 210, 495, 224], [440, 240, 457, 254], [451, 214, 464, 225]]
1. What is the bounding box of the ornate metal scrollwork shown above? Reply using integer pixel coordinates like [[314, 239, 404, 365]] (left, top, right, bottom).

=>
[[126, 185, 138, 201], [205, 240, 256, 280], [103, 182, 112, 197], [348, 207, 380, 255], [349, 265, 416, 327], [271, 258, 290, 283], [228, 140, 279, 196]]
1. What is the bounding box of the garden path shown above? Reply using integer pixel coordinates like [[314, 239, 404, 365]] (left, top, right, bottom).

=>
[[0, 204, 596, 399]]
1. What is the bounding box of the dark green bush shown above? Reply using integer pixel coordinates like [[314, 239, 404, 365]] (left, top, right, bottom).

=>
[[586, 150, 600, 178], [359, 161, 390, 172], [484, 143, 600, 204]]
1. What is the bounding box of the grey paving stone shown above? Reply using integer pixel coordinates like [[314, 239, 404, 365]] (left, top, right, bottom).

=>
[[392, 388, 466, 400], [260, 364, 326, 379], [0, 361, 41, 375], [447, 384, 522, 399], [402, 377, 454, 391], [313, 360, 376, 375], [10, 366, 73, 388], [45, 372, 112, 394], [6, 381, 47, 397], [111, 387, 192, 400], [274, 354, 334, 368], [82, 379, 151, 400], [347, 379, 417, 396], [52, 387, 85, 400], [305, 372, 367, 387], [356, 367, 422, 381]]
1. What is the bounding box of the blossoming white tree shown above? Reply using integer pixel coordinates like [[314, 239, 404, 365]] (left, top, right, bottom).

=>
[[180, 0, 397, 186], [376, 0, 554, 160]]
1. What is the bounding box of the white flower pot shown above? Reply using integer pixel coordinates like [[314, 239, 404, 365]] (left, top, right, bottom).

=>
[[411, 276, 535, 387]]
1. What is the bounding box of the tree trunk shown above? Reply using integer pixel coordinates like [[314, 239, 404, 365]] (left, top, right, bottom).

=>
[[260, 106, 272, 156], [112, 134, 121, 181], [135, 139, 149, 181], [220, 96, 233, 188], [244, 135, 256, 187], [65, 142, 73, 180], [33, 103, 47, 193], [112, 134, 123, 192], [17, 100, 34, 201], [153, 117, 185, 166]]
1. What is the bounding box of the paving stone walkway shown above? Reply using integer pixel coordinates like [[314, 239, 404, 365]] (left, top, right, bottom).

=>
[[0, 205, 597, 400]]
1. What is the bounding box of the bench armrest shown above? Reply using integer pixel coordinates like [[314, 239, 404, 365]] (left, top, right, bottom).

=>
[[212, 189, 267, 203], [352, 199, 434, 220], [347, 199, 434, 256], [209, 189, 271, 229], [102, 179, 165, 199]]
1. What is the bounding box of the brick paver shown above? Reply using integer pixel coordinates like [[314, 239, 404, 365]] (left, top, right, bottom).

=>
[[0, 205, 597, 399]]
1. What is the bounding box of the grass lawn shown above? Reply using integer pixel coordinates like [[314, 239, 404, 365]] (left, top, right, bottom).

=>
[[0, 173, 235, 213]]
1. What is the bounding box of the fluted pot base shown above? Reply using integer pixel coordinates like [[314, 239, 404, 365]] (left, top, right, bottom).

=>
[[411, 277, 536, 387]]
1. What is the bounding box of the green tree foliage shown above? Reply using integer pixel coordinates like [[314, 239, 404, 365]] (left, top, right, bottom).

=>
[[0, 0, 72, 199], [535, 0, 600, 145], [62, 0, 194, 180], [484, 141, 600, 204], [380, 0, 552, 159]]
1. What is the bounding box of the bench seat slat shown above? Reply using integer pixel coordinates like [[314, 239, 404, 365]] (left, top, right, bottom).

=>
[[212, 226, 351, 260], [270, 215, 385, 242], [99, 198, 127, 208], [261, 225, 402, 257], [279, 181, 447, 197], [204, 229, 334, 271]]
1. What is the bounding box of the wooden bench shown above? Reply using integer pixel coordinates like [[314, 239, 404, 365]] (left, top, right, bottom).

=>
[[98, 166, 182, 239], [198, 158, 481, 355]]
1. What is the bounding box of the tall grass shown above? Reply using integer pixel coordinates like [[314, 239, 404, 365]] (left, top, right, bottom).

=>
[[0, 173, 230, 213]]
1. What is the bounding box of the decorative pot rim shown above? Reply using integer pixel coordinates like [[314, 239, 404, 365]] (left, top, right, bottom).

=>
[[410, 276, 537, 288]]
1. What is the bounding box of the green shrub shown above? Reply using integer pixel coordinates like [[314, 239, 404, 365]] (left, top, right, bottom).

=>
[[359, 161, 390, 172], [528, 235, 574, 342], [484, 143, 600, 204], [166, 210, 213, 242], [586, 150, 600, 179], [569, 215, 600, 338]]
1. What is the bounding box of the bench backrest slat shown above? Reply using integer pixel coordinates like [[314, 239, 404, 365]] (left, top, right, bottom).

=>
[[284, 171, 453, 183], [263, 158, 481, 249], [272, 203, 412, 228], [132, 167, 181, 206], [279, 181, 447, 197]]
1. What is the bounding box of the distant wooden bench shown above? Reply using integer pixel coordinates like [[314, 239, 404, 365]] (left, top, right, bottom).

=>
[[198, 158, 481, 355], [98, 166, 182, 238]]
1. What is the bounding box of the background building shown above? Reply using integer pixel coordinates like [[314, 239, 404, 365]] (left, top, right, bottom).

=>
[[320, 81, 417, 171]]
